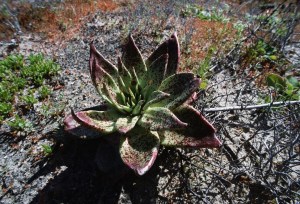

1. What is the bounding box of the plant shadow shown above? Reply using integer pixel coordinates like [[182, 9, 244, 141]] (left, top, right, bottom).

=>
[[30, 127, 168, 204]]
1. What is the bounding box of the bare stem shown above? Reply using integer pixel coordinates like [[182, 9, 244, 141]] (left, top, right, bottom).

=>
[[203, 100, 300, 112]]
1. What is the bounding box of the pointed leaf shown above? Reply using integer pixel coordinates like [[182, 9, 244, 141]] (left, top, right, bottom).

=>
[[146, 33, 180, 77], [90, 50, 120, 105], [165, 33, 180, 76], [141, 54, 168, 88], [64, 113, 103, 139], [132, 100, 145, 115], [117, 57, 132, 88], [71, 109, 117, 134], [119, 127, 160, 175], [90, 43, 118, 76], [153, 73, 200, 110], [122, 34, 146, 78], [64, 105, 108, 138], [159, 105, 221, 148], [138, 107, 187, 131]]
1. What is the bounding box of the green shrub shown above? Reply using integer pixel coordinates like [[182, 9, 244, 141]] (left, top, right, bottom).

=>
[[0, 53, 60, 121], [8, 115, 32, 131]]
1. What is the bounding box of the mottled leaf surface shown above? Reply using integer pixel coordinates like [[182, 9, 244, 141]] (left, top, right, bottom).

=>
[[89, 45, 120, 105], [72, 109, 138, 134], [165, 33, 180, 77], [146, 33, 180, 77], [138, 107, 187, 131], [64, 113, 103, 139], [90, 43, 118, 76], [159, 105, 221, 148], [122, 34, 146, 79], [155, 73, 200, 110], [115, 116, 139, 134], [141, 54, 168, 89], [143, 91, 170, 110], [117, 57, 132, 88], [119, 127, 160, 175]]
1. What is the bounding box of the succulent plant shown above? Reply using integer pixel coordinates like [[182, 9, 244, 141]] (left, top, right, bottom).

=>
[[64, 33, 221, 175]]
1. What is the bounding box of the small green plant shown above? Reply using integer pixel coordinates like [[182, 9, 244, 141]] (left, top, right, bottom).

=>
[[197, 46, 216, 90], [183, 4, 229, 22], [0, 53, 60, 122], [40, 103, 51, 117], [233, 21, 247, 38], [8, 115, 32, 131], [0, 102, 12, 119], [39, 85, 52, 99], [249, 39, 278, 62], [41, 144, 53, 156], [21, 92, 38, 107], [0, 54, 24, 70], [21, 54, 60, 86], [266, 73, 300, 101], [65, 33, 221, 175]]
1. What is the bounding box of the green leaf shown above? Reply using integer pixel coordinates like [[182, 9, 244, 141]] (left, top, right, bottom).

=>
[[89, 43, 121, 106], [122, 34, 146, 79], [132, 100, 145, 115], [287, 76, 299, 87], [143, 91, 170, 110], [141, 54, 168, 89], [138, 107, 187, 131], [269, 55, 277, 61], [155, 73, 200, 110], [266, 73, 286, 90], [117, 57, 132, 90], [199, 79, 208, 90], [119, 127, 160, 175], [115, 116, 139, 134], [159, 105, 221, 148]]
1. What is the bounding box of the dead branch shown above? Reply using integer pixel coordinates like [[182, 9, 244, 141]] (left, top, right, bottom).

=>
[[203, 100, 300, 112]]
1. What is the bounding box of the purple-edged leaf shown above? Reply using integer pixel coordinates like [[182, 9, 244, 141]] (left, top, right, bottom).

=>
[[165, 33, 180, 76], [152, 73, 200, 110], [141, 54, 168, 89], [184, 92, 198, 105], [64, 113, 103, 139], [72, 110, 117, 134], [72, 109, 137, 134], [90, 49, 120, 105], [90, 43, 118, 78], [146, 33, 180, 77], [122, 34, 146, 79], [159, 105, 221, 148], [115, 116, 139, 134], [138, 107, 187, 131], [119, 127, 160, 175]]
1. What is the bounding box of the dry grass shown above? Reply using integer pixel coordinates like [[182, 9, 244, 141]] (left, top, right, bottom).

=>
[[179, 18, 238, 72], [0, 0, 119, 41]]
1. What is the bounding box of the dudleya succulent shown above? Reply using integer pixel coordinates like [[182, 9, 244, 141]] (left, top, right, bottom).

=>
[[64, 33, 221, 175]]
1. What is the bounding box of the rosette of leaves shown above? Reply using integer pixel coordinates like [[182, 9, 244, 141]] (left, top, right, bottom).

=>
[[64, 33, 221, 175]]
